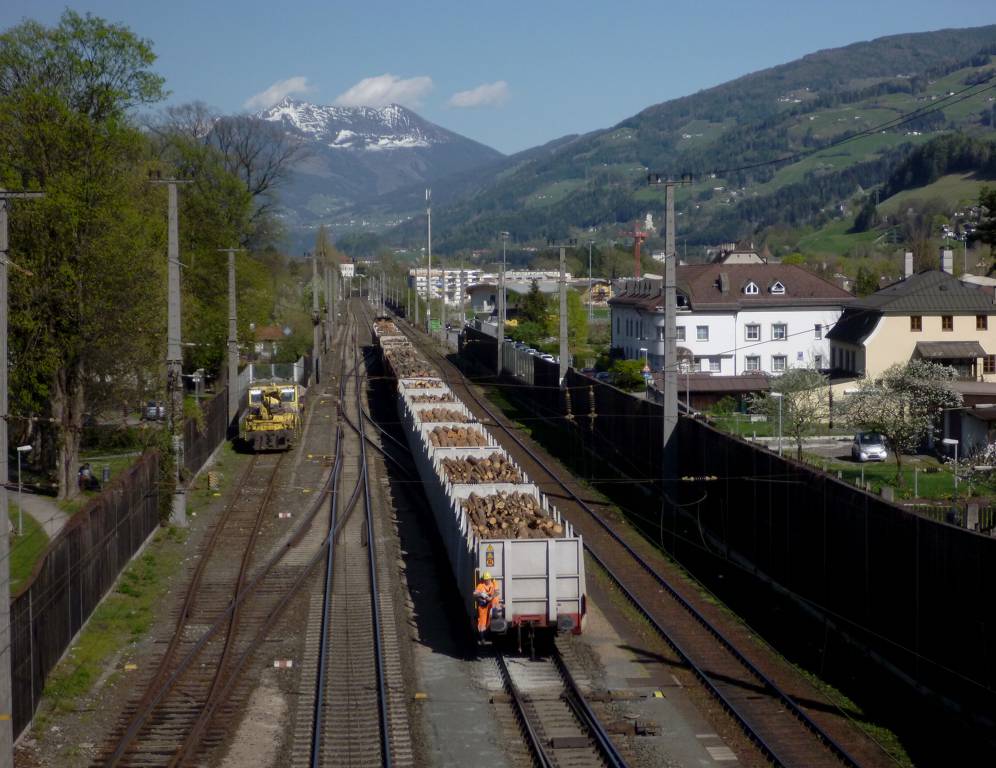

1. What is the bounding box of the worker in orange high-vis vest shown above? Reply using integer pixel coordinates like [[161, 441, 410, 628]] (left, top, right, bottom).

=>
[[473, 571, 500, 643]]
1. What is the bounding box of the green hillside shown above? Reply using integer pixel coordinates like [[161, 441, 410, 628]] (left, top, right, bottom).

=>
[[375, 25, 996, 255]]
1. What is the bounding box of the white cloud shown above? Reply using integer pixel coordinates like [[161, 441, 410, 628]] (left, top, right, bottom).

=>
[[334, 74, 433, 108], [448, 80, 510, 108], [243, 76, 313, 110]]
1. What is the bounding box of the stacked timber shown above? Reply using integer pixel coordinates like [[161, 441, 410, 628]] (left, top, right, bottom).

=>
[[387, 347, 435, 378], [374, 319, 400, 336], [404, 379, 443, 390], [428, 426, 488, 448], [410, 393, 456, 404], [441, 455, 522, 484], [461, 491, 564, 539], [417, 408, 471, 423]]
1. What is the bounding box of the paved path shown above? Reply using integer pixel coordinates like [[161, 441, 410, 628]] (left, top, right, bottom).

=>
[[15, 490, 70, 539]]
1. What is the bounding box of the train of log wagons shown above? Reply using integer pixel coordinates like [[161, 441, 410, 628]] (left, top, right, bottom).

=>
[[373, 317, 586, 644]]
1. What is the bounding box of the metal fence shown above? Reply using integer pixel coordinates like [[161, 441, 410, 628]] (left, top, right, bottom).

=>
[[9, 451, 161, 737], [183, 387, 230, 477]]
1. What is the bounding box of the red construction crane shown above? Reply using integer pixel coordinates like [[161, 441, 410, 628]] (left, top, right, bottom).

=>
[[619, 223, 647, 278]]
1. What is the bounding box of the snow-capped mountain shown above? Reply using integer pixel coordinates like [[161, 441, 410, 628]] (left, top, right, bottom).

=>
[[258, 98, 448, 151], [254, 98, 503, 245]]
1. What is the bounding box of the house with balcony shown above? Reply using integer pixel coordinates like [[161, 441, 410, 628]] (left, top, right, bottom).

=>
[[826, 268, 996, 383], [608, 263, 852, 375]]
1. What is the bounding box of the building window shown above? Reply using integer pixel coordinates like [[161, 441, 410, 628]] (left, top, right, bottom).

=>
[[942, 315, 953, 331], [709, 357, 721, 373], [696, 325, 709, 341], [815, 354, 823, 369], [676, 326, 686, 342], [910, 315, 922, 332], [986, 355, 996, 375], [745, 324, 760, 341], [744, 281, 759, 295], [978, 315, 988, 331], [656, 326, 665, 341], [698, 358, 709, 372], [615, 317, 620, 335], [772, 323, 787, 340], [814, 323, 822, 339], [772, 355, 787, 372], [770, 281, 786, 295], [745, 355, 760, 371]]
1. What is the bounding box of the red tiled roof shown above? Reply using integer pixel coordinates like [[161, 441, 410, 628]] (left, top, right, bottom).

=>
[[254, 325, 284, 342]]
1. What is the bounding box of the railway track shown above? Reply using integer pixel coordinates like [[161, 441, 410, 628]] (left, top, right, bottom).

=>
[[98, 450, 287, 766], [309, 300, 411, 767], [397, 317, 879, 768], [494, 641, 627, 768]]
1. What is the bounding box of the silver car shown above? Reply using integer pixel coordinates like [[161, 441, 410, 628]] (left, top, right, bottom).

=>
[[852, 431, 887, 462]]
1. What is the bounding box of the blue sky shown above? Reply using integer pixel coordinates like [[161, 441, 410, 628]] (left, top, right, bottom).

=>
[[3, 1, 996, 154]]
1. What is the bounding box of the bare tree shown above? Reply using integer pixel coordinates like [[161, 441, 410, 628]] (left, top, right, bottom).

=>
[[208, 115, 305, 221]]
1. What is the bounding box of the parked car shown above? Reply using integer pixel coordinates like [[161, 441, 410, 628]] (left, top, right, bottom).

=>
[[524, 348, 539, 356], [580, 367, 597, 376], [143, 401, 165, 421], [852, 431, 888, 462], [539, 353, 555, 363], [594, 372, 611, 383]]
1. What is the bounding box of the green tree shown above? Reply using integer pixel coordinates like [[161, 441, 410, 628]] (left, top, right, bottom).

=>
[[518, 280, 549, 325], [610, 359, 646, 391], [750, 368, 829, 460], [838, 360, 962, 484], [854, 265, 879, 297], [976, 186, 996, 269], [0, 11, 166, 498]]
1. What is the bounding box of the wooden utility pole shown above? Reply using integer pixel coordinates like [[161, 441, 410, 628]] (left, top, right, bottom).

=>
[[150, 175, 192, 527], [0, 189, 42, 768]]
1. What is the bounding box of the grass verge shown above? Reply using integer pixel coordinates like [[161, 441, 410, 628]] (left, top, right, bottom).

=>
[[9, 507, 49, 593]]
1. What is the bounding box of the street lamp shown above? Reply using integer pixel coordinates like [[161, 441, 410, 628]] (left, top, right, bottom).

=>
[[16, 445, 31, 536], [942, 437, 959, 495], [770, 392, 784, 456]]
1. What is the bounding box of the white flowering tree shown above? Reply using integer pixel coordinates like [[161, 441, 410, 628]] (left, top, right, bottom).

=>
[[750, 367, 829, 460], [838, 360, 963, 484]]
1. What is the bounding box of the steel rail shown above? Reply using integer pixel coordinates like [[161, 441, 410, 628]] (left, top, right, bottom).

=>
[[400, 316, 864, 768], [311, 310, 354, 768], [354, 324, 393, 768], [105, 452, 284, 766], [103, 322, 350, 766], [550, 644, 627, 768], [494, 652, 557, 768]]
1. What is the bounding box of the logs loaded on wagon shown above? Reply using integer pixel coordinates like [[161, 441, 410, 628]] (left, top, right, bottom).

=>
[[461, 491, 564, 539], [416, 407, 471, 423], [379, 315, 585, 635], [410, 393, 456, 404], [401, 379, 443, 390], [440, 454, 522, 484], [386, 347, 435, 379], [428, 426, 489, 447]]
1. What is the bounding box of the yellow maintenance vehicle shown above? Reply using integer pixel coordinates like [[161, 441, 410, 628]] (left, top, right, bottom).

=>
[[241, 380, 304, 451]]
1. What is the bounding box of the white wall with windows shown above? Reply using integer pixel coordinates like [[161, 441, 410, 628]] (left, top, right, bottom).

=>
[[611, 304, 842, 375]]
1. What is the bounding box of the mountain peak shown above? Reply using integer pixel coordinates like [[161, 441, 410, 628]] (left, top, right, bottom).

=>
[[256, 98, 439, 151]]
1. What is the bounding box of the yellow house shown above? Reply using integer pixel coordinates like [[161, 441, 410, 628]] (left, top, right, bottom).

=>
[[827, 270, 996, 382]]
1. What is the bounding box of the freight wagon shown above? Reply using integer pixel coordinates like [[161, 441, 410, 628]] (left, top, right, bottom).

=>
[[382, 331, 586, 642]]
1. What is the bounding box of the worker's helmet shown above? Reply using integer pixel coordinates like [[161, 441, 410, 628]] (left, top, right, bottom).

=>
[[482, 571, 492, 580]]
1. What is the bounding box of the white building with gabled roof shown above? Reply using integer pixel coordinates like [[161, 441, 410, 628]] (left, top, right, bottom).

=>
[[609, 263, 853, 375]]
